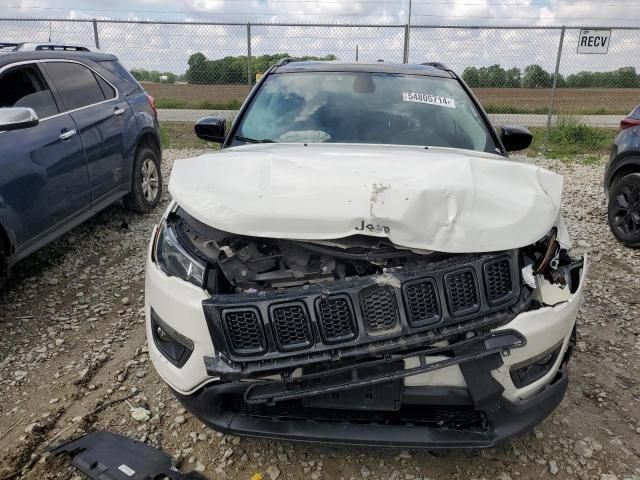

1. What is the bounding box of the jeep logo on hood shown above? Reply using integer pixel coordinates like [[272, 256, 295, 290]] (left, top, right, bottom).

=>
[[355, 220, 390, 234]]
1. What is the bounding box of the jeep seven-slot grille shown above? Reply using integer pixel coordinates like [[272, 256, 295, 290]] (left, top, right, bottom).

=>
[[205, 252, 523, 361], [445, 269, 480, 315], [317, 297, 357, 342], [405, 279, 440, 326], [360, 286, 399, 332], [223, 310, 265, 355], [484, 259, 513, 304], [271, 304, 312, 350]]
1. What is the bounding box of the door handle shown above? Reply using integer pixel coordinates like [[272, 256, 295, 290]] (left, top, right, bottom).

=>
[[59, 129, 77, 140], [113, 107, 126, 116]]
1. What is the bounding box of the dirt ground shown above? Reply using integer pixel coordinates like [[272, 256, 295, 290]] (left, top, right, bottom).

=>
[[144, 82, 250, 105], [474, 88, 640, 114], [0, 150, 639, 480]]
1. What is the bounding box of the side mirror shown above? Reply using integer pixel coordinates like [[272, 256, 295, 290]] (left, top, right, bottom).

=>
[[0, 107, 39, 131], [195, 116, 225, 143], [500, 125, 533, 152]]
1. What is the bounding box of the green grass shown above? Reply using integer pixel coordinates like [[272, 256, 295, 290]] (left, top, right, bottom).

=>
[[155, 98, 242, 110], [160, 122, 217, 150], [579, 154, 604, 166], [484, 104, 623, 115], [485, 105, 549, 114], [526, 116, 615, 159]]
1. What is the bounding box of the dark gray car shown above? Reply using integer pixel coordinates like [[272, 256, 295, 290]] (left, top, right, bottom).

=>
[[605, 107, 640, 248]]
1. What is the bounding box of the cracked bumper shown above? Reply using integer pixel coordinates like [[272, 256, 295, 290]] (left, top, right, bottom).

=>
[[172, 359, 570, 448]]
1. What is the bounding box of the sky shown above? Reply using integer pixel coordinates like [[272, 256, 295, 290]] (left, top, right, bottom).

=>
[[0, 0, 638, 26], [0, 1, 638, 74]]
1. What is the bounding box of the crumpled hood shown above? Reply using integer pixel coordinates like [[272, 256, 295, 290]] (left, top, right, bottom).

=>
[[169, 143, 564, 253]]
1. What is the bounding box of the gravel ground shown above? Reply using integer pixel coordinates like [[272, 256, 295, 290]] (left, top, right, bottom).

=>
[[0, 149, 639, 480]]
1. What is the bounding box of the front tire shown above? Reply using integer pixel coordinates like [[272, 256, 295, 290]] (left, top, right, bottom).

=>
[[608, 172, 640, 248], [124, 146, 163, 214]]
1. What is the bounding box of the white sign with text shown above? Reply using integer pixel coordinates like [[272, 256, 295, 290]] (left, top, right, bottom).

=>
[[577, 29, 612, 54]]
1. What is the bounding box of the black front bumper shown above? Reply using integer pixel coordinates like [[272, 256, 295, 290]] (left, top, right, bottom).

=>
[[174, 359, 570, 449]]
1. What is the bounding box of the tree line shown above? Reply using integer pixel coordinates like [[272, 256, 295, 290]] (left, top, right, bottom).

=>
[[185, 52, 337, 85], [130, 69, 183, 84], [463, 64, 640, 88], [130, 54, 640, 88]]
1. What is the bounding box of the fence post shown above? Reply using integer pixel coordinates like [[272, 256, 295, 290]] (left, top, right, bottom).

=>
[[543, 26, 566, 155], [92, 19, 100, 49], [247, 23, 252, 89], [403, 24, 410, 63]]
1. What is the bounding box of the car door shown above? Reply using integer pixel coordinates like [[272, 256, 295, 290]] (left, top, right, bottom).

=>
[[0, 62, 90, 258], [42, 60, 133, 207]]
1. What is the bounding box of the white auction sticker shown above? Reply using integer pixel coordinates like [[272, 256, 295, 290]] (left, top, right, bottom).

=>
[[402, 92, 456, 108], [118, 464, 136, 476]]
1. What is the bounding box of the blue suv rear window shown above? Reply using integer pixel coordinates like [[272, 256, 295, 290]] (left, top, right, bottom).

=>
[[44, 62, 106, 111], [98, 60, 141, 89]]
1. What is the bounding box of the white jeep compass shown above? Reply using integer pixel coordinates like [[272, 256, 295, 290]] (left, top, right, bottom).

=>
[[145, 59, 587, 447]]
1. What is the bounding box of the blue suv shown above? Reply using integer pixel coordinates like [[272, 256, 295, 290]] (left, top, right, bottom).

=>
[[0, 49, 163, 285]]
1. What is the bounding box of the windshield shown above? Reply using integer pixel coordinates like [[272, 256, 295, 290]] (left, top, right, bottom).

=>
[[233, 71, 498, 153]]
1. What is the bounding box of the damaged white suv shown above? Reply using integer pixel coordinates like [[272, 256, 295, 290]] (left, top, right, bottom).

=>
[[145, 60, 587, 447]]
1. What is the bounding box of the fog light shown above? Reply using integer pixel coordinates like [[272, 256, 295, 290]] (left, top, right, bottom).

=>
[[510, 343, 563, 388], [151, 309, 194, 368]]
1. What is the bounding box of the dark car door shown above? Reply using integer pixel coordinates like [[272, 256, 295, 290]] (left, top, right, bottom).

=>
[[42, 60, 134, 207], [0, 62, 90, 259]]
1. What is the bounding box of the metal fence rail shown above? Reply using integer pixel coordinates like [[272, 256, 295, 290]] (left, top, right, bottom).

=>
[[1, 18, 639, 154]]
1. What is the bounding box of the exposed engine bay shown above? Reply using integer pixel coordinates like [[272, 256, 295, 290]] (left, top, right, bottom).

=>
[[172, 207, 434, 292], [168, 207, 581, 300]]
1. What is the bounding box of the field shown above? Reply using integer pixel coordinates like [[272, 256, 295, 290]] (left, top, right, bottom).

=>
[[144, 82, 640, 115], [143, 82, 249, 109], [476, 87, 640, 115]]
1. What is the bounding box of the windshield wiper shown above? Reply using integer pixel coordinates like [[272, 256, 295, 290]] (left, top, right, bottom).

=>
[[234, 135, 275, 144]]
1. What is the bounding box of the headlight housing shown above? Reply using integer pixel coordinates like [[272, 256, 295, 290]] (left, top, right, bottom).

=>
[[154, 221, 206, 288]]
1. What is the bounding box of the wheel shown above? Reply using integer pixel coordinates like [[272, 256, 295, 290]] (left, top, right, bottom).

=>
[[124, 146, 163, 214], [608, 172, 640, 248]]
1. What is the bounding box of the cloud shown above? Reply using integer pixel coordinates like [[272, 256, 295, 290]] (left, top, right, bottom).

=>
[[0, 0, 637, 76], [0, 0, 637, 26]]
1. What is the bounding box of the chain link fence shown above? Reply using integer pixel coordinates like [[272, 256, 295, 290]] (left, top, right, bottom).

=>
[[1, 18, 639, 154]]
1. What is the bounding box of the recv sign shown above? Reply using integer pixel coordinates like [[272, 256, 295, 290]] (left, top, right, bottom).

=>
[[577, 29, 612, 54]]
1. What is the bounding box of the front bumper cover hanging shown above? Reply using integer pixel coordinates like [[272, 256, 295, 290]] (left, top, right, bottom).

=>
[[243, 330, 525, 405]]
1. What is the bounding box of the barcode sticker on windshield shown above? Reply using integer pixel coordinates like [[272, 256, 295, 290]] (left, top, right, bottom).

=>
[[402, 92, 456, 108]]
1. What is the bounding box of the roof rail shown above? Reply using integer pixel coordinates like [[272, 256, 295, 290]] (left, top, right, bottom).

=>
[[34, 44, 91, 52], [421, 62, 451, 71], [274, 57, 303, 67], [7, 42, 94, 52], [0, 42, 20, 51]]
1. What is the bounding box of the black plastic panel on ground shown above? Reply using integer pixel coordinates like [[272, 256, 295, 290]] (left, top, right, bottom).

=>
[[202, 250, 522, 364]]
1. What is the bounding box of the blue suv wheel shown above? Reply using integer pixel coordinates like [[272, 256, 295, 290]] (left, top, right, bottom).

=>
[[125, 146, 163, 213]]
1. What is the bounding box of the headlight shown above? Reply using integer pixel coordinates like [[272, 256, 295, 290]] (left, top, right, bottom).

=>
[[154, 221, 206, 288]]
